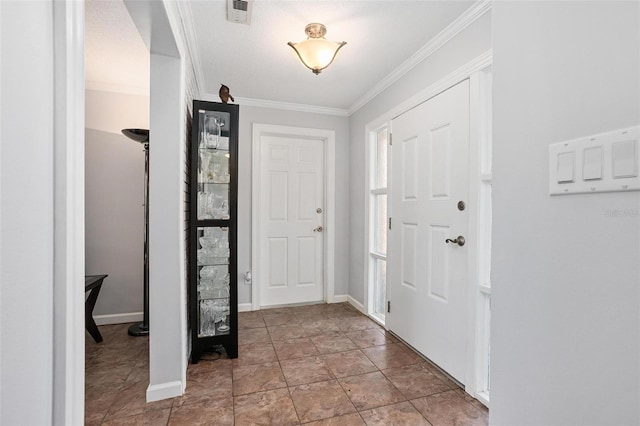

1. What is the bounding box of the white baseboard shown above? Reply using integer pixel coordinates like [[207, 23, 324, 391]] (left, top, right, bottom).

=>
[[94, 312, 143, 326], [332, 294, 348, 303], [347, 296, 366, 314], [146, 381, 184, 402], [238, 303, 252, 312]]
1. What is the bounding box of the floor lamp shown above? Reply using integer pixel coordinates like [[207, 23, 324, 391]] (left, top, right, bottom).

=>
[[122, 128, 150, 336]]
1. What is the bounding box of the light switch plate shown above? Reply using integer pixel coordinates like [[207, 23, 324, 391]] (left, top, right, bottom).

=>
[[549, 125, 640, 195]]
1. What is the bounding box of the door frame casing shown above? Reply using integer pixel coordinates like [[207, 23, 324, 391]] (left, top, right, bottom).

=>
[[251, 124, 336, 310], [52, 1, 85, 424], [362, 50, 493, 403]]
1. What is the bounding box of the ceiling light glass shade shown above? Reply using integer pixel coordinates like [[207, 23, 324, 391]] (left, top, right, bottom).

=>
[[288, 23, 346, 75]]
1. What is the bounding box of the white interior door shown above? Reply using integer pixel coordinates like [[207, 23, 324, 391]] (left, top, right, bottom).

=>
[[258, 135, 324, 306], [388, 80, 470, 384]]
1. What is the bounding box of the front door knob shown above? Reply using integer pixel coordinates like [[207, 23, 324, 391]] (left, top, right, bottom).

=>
[[445, 236, 465, 246], [314, 226, 323, 233]]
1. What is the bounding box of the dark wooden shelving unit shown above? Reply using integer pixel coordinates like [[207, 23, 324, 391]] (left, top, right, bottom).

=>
[[189, 100, 239, 362]]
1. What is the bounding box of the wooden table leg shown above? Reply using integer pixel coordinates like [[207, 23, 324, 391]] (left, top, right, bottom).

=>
[[85, 279, 104, 343]]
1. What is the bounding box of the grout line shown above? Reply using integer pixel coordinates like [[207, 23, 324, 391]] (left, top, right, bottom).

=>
[[284, 369, 303, 425]]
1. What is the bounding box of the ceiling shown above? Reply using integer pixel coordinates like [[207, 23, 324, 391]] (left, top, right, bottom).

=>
[[85, 0, 149, 94], [86, 0, 475, 111]]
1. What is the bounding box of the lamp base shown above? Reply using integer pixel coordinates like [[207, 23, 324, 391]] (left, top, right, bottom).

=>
[[127, 322, 149, 337]]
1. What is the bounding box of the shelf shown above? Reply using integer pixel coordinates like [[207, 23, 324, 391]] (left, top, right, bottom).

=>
[[198, 295, 231, 302], [198, 330, 229, 338], [198, 181, 230, 185], [199, 147, 229, 153], [197, 261, 230, 266]]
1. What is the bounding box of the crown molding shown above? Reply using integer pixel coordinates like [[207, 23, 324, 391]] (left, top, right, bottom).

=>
[[85, 80, 149, 96], [175, 0, 206, 97], [183, 0, 490, 117], [203, 94, 350, 117], [348, 0, 492, 115]]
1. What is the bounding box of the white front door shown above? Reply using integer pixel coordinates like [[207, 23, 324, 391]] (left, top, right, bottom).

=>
[[258, 135, 325, 306], [388, 80, 470, 384]]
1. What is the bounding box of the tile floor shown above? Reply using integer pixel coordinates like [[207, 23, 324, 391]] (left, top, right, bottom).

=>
[[86, 303, 488, 425]]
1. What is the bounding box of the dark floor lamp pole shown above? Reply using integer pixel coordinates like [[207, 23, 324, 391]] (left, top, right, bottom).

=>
[[122, 129, 150, 336]]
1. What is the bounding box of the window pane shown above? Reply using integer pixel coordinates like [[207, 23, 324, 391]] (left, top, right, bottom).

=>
[[375, 128, 387, 188], [374, 194, 387, 255], [374, 259, 387, 316]]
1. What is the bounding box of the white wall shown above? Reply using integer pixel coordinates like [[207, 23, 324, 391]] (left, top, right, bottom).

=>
[[126, 0, 199, 401], [228, 105, 351, 305], [348, 12, 492, 304], [85, 89, 149, 319], [490, 2, 640, 424], [0, 1, 55, 424]]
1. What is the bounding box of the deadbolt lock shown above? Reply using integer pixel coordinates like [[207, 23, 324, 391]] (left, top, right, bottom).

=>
[[316, 208, 323, 214], [457, 201, 466, 211]]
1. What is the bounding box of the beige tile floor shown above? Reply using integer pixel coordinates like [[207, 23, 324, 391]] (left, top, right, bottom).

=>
[[85, 303, 488, 425]]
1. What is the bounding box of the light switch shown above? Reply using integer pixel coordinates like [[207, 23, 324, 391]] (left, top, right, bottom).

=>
[[549, 126, 639, 195], [557, 151, 575, 183], [583, 146, 603, 180], [612, 139, 637, 178]]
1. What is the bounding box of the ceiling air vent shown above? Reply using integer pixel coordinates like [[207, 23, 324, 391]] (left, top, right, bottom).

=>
[[227, 0, 253, 25]]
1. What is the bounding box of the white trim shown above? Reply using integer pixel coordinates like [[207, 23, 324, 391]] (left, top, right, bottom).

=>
[[146, 381, 184, 402], [333, 294, 348, 303], [465, 66, 493, 401], [52, 1, 85, 424], [94, 312, 144, 326], [397, 50, 492, 122], [215, 95, 350, 117], [175, 0, 205, 97], [348, 0, 492, 115], [363, 124, 391, 321], [476, 390, 490, 408], [251, 124, 336, 310], [85, 80, 149, 96], [369, 252, 386, 261], [347, 296, 366, 315], [238, 303, 253, 312]]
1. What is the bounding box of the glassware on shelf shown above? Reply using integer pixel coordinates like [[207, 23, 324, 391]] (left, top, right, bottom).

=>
[[199, 110, 230, 151], [198, 150, 230, 183], [199, 265, 228, 281], [216, 299, 231, 334], [198, 280, 216, 299], [197, 186, 230, 220], [198, 298, 230, 337], [199, 299, 217, 337], [203, 227, 228, 239], [197, 227, 230, 265], [197, 247, 229, 265]]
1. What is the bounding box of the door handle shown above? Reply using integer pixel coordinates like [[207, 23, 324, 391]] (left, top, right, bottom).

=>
[[445, 236, 465, 247], [314, 226, 323, 233]]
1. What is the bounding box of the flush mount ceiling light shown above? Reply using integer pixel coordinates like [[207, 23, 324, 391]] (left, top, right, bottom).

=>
[[288, 23, 346, 75]]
